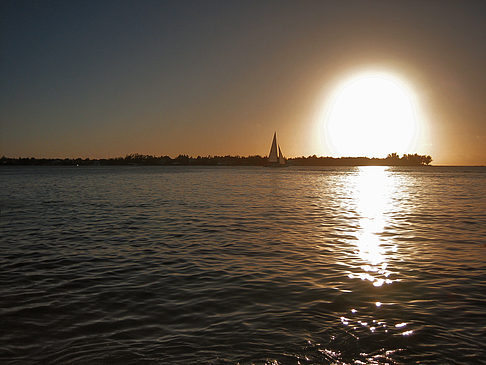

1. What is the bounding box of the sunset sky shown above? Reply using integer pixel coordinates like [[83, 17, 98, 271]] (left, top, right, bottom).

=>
[[1, 0, 485, 165]]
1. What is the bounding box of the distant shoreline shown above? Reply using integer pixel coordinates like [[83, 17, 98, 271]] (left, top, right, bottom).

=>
[[1, 153, 432, 166]]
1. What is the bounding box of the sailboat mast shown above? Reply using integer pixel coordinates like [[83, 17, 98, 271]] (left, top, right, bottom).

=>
[[268, 132, 278, 163]]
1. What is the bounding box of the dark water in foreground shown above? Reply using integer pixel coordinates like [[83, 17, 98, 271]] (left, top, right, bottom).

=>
[[1, 166, 485, 364]]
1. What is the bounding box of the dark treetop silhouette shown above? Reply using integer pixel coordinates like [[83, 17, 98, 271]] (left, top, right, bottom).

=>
[[1, 153, 432, 166]]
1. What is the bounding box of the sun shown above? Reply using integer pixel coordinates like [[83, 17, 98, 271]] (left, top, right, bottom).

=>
[[324, 72, 420, 158]]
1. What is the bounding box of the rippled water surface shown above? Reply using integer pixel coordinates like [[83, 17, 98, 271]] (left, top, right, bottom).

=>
[[1, 166, 485, 364]]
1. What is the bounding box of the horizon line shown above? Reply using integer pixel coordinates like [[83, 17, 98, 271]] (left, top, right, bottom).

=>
[[1, 152, 432, 160]]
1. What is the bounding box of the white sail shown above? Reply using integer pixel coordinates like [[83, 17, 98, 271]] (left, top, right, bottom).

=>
[[278, 146, 285, 165], [268, 132, 278, 163]]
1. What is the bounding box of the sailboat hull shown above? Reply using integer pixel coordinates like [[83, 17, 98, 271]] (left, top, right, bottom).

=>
[[264, 162, 289, 168]]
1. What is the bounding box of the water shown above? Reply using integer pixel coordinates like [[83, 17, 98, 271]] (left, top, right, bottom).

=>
[[1, 166, 485, 364]]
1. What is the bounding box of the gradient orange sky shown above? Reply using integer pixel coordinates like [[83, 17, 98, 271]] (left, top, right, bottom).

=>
[[1, 1, 485, 165]]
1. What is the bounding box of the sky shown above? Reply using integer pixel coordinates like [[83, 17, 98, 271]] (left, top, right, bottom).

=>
[[1, 0, 485, 165]]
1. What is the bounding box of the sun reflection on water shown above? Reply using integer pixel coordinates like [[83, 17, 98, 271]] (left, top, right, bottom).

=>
[[335, 166, 416, 357], [348, 166, 398, 287]]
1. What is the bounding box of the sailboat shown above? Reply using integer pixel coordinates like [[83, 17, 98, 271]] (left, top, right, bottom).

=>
[[266, 132, 287, 167]]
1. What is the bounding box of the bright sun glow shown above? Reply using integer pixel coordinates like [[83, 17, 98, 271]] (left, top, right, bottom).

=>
[[324, 72, 420, 157]]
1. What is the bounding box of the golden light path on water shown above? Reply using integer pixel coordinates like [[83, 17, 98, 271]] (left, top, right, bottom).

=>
[[341, 166, 413, 340], [351, 166, 396, 287]]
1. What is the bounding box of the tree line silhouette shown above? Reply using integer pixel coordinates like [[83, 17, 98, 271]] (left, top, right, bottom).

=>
[[291, 153, 432, 166], [1, 153, 432, 166]]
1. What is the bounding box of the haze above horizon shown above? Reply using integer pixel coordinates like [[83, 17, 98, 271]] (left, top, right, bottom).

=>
[[1, 1, 485, 165]]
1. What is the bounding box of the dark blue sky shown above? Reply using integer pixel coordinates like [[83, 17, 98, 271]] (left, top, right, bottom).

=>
[[1, 0, 485, 164]]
